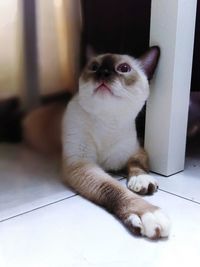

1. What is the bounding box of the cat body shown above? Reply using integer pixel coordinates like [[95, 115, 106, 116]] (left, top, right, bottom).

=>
[[63, 93, 139, 171], [63, 53, 149, 169], [24, 47, 171, 239]]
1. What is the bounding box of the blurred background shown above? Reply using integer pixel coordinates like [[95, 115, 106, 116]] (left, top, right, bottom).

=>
[[0, 0, 81, 104], [0, 0, 200, 142]]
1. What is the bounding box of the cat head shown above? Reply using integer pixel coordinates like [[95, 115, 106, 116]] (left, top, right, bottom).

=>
[[78, 47, 160, 117]]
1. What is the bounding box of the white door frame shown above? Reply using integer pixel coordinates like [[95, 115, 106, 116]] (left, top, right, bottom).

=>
[[145, 0, 197, 176]]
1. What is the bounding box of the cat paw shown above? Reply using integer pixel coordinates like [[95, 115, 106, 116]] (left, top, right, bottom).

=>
[[126, 209, 171, 240], [127, 174, 158, 195]]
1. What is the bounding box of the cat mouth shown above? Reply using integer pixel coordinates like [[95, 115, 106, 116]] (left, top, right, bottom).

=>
[[94, 83, 114, 96]]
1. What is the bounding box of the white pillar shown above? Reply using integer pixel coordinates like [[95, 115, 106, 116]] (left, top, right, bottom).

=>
[[145, 0, 197, 176]]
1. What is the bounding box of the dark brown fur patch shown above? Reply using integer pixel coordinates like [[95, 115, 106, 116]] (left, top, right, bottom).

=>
[[127, 148, 150, 177], [94, 55, 116, 83], [126, 149, 158, 195], [62, 160, 158, 227], [151, 227, 161, 240], [81, 53, 140, 92], [98, 181, 126, 214], [122, 72, 138, 87], [82, 54, 117, 84]]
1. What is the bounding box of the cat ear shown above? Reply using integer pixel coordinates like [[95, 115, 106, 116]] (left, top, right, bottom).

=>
[[138, 46, 160, 80], [86, 45, 97, 60]]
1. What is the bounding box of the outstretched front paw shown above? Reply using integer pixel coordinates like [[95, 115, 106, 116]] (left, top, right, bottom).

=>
[[126, 209, 170, 240], [128, 174, 158, 195]]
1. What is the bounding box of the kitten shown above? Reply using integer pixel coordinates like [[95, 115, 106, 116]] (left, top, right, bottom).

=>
[[23, 47, 170, 239]]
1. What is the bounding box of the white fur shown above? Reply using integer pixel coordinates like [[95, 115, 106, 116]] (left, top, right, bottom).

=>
[[62, 96, 140, 170], [62, 54, 149, 172], [128, 174, 158, 193], [127, 210, 171, 239]]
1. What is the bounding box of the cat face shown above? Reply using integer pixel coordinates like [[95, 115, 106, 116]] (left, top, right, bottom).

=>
[[78, 47, 160, 117]]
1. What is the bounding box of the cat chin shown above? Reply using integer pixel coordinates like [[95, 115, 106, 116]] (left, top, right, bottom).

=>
[[93, 89, 120, 99], [78, 80, 149, 118], [78, 90, 147, 119], [78, 95, 125, 117]]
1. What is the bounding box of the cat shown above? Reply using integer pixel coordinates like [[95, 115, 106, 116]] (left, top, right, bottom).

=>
[[23, 47, 170, 240]]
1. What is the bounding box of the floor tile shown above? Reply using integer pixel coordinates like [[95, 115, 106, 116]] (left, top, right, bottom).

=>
[[154, 156, 200, 203], [0, 144, 75, 221], [153, 138, 200, 203], [0, 144, 123, 222], [0, 187, 199, 267]]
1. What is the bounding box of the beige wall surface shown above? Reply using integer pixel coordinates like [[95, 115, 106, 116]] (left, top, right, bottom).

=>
[[0, 0, 81, 101], [0, 0, 24, 99]]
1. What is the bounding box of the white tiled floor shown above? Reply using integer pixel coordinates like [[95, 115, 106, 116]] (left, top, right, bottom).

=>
[[0, 144, 75, 221], [0, 143, 200, 267]]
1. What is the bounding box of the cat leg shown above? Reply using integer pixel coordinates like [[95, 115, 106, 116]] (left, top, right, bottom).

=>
[[62, 159, 170, 239], [127, 148, 158, 195]]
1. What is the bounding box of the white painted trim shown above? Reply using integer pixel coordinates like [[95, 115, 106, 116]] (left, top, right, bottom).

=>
[[145, 0, 197, 176]]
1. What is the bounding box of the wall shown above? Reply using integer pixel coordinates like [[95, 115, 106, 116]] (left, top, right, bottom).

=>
[[81, 0, 199, 92], [81, 0, 151, 65]]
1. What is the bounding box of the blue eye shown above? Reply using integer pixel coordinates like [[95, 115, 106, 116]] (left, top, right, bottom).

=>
[[117, 63, 131, 73]]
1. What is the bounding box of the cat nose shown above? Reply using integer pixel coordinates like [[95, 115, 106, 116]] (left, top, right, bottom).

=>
[[97, 68, 112, 78]]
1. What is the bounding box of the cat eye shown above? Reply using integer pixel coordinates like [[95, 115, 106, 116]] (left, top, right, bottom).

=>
[[89, 62, 99, 72], [116, 63, 131, 73]]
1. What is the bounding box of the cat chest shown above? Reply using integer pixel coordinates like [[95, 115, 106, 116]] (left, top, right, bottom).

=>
[[91, 128, 139, 171]]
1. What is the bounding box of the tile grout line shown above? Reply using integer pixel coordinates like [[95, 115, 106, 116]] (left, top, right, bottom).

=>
[[0, 193, 78, 224], [158, 188, 200, 206], [1, 177, 199, 224], [0, 177, 123, 224], [120, 177, 200, 206]]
